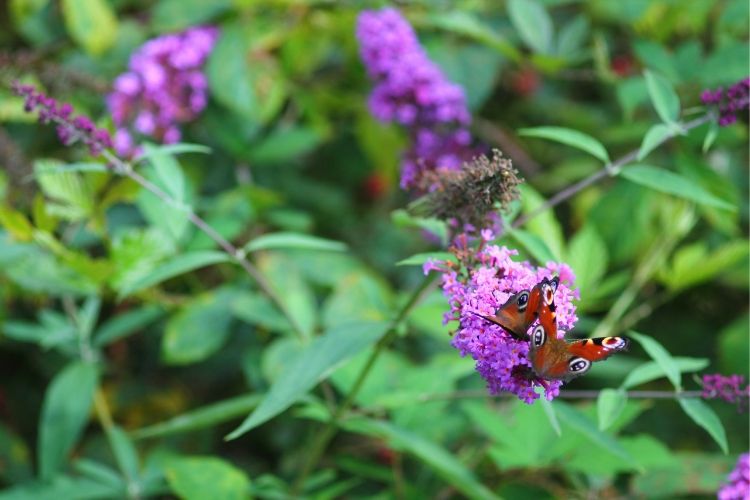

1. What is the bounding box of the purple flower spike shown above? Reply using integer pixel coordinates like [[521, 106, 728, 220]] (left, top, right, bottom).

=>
[[107, 26, 219, 157], [356, 8, 476, 191], [425, 232, 579, 403], [701, 77, 750, 127], [702, 373, 750, 412], [718, 453, 749, 500], [12, 82, 113, 157]]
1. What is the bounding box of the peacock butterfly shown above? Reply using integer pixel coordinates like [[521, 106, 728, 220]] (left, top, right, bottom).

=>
[[528, 277, 629, 381]]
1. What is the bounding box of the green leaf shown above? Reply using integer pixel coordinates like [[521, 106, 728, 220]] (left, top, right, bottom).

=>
[[34, 160, 94, 221], [678, 399, 728, 453], [162, 290, 234, 365], [396, 252, 456, 267], [621, 357, 709, 389], [517, 184, 565, 261], [391, 209, 448, 247], [322, 271, 394, 329], [620, 165, 736, 211], [226, 320, 389, 439], [509, 229, 558, 264], [106, 426, 139, 485], [660, 240, 749, 292], [637, 123, 673, 160], [132, 394, 261, 440], [231, 292, 293, 333], [629, 331, 682, 390], [38, 362, 98, 481], [344, 418, 499, 500], [519, 126, 610, 163], [257, 253, 317, 340], [93, 305, 164, 347], [134, 143, 210, 163], [165, 456, 250, 500], [141, 144, 185, 202], [207, 26, 255, 119], [644, 69, 680, 124], [556, 15, 589, 59], [244, 232, 346, 253], [150, 0, 231, 32], [61, 0, 117, 55], [554, 402, 640, 469], [118, 251, 230, 300], [427, 11, 521, 62], [597, 388, 628, 431], [247, 127, 322, 164], [566, 224, 608, 299], [508, 0, 553, 54], [33, 162, 108, 174], [702, 120, 719, 153]]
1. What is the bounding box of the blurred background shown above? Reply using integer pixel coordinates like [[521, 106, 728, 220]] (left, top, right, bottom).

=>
[[0, 0, 748, 498]]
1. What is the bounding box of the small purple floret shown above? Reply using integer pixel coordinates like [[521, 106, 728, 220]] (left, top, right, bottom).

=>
[[718, 453, 749, 500], [701, 77, 749, 127]]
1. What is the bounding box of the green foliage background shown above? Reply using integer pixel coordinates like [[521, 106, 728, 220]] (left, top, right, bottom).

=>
[[0, 0, 748, 498]]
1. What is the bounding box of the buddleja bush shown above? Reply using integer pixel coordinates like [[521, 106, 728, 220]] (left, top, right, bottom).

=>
[[0, 1, 747, 499]]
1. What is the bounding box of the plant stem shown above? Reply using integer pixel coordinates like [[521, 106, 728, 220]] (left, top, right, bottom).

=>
[[511, 114, 712, 229], [291, 274, 438, 494], [412, 389, 704, 402], [101, 151, 306, 340]]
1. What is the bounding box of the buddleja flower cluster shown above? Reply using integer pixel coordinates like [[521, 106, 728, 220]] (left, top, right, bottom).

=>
[[12, 82, 113, 157], [356, 8, 475, 191], [718, 453, 749, 500], [425, 230, 579, 403], [702, 373, 749, 412], [701, 77, 750, 127], [107, 26, 219, 157]]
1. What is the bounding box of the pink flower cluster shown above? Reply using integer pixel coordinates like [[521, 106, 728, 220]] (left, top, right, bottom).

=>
[[425, 230, 579, 403], [718, 453, 749, 500], [702, 373, 749, 412], [701, 77, 750, 127], [107, 26, 219, 156]]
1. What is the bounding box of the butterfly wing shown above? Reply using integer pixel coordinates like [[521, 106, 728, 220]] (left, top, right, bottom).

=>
[[469, 285, 543, 340]]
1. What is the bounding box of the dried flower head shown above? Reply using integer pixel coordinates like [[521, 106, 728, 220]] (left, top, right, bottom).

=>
[[12, 82, 112, 157], [702, 373, 749, 412], [701, 77, 750, 127], [409, 149, 523, 228], [425, 230, 579, 403]]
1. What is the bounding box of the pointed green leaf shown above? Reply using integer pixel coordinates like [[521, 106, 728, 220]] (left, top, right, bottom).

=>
[[226, 321, 389, 439], [61, 0, 118, 55], [510, 229, 558, 264], [702, 120, 719, 152], [644, 70, 680, 124], [629, 331, 682, 390], [597, 388, 628, 431], [244, 232, 346, 253], [165, 456, 250, 500], [554, 402, 640, 469], [117, 251, 230, 299], [508, 0, 553, 54], [93, 305, 164, 347], [637, 123, 673, 160], [132, 394, 261, 440], [134, 143, 210, 163], [106, 426, 139, 485], [344, 418, 500, 500], [621, 357, 709, 389], [38, 362, 98, 481], [621, 165, 736, 211], [678, 398, 728, 453], [519, 126, 610, 163]]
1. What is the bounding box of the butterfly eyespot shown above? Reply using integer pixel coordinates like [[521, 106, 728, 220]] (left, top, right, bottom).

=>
[[532, 325, 545, 347], [568, 357, 591, 373], [517, 291, 530, 311]]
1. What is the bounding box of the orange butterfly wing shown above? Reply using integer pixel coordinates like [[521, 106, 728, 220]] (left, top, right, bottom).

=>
[[469, 284, 544, 340], [530, 277, 629, 381]]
